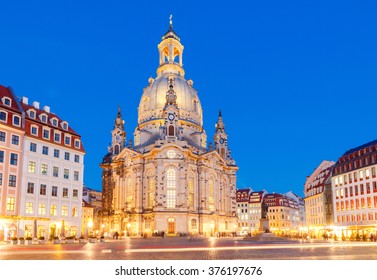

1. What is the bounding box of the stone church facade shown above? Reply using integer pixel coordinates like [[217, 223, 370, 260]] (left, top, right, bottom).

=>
[[100, 20, 238, 236]]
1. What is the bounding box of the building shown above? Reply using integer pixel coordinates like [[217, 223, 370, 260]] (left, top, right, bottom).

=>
[[248, 190, 268, 233], [332, 140, 377, 240], [0, 85, 85, 241], [236, 188, 252, 235], [304, 160, 335, 238], [100, 20, 238, 237], [81, 200, 95, 237], [264, 193, 303, 236], [285, 191, 306, 229], [83, 186, 102, 210], [0, 85, 24, 241]]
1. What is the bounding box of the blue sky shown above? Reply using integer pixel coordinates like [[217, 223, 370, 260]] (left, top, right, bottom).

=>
[[1, 0, 377, 196]]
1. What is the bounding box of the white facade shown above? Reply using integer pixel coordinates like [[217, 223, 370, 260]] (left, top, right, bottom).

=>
[[19, 99, 85, 238], [331, 141, 377, 239]]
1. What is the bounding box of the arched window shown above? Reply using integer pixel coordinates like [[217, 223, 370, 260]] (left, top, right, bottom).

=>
[[166, 168, 176, 208]]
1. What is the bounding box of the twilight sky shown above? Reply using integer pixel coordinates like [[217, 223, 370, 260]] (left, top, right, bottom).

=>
[[1, 0, 377, 196]]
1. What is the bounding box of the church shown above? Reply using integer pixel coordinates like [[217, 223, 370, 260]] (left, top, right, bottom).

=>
[[100, 19, 238, 237]]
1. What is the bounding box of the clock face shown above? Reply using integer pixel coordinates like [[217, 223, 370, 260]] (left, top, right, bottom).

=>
[[168, 113, 174, 121], [116, 135, 120, 141], [219, 138, 224, 144]]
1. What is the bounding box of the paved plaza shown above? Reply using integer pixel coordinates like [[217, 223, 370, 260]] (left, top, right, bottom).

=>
[[1, 236, 377, 260]]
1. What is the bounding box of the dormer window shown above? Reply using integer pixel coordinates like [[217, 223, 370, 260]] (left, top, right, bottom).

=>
[[2, 97, 11, 106], [40, 114, 47, 123], [65, 136, 71, 146], [28, 110, 36, 119], [61, 121, 68, 130], [51, 118, 58, 127], [74, 139, 80, 149]]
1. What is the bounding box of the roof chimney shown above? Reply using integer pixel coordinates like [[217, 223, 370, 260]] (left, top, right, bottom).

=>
[[33, 101, 40, 109], [21, 97, 28, 105], [43, 106, 50, 113]]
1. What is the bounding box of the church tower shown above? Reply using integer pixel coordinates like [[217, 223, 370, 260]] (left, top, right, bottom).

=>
[[110, 106, 126, 155], [214, 111, 228, 159]]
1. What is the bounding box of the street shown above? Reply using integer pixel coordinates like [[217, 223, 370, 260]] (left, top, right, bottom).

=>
[[1, 237, 377, 260]]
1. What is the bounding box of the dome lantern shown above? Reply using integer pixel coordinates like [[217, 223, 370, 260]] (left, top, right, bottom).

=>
[[157, 15, 185, 77]]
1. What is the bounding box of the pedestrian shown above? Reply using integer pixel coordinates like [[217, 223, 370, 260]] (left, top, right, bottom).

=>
[[161, 231, 165, 238]]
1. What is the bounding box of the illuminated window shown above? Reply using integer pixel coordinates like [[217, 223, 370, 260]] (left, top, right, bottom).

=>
[[366, 169, 370, 178], [6, 197, 15, 211], [360, 170, 364, 180], [26, 202, 33, 214], [28, 161, 36, 173], [61, 205, 68, 216], [38, 203, 46, 215], [50, 204, 57, 216], [167, 149, 176, 159], [166, 168, 176, 208]]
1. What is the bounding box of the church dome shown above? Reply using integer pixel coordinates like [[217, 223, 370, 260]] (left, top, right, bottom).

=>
[[138, 73, 203, 127], [137, 21, 203, 128]]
